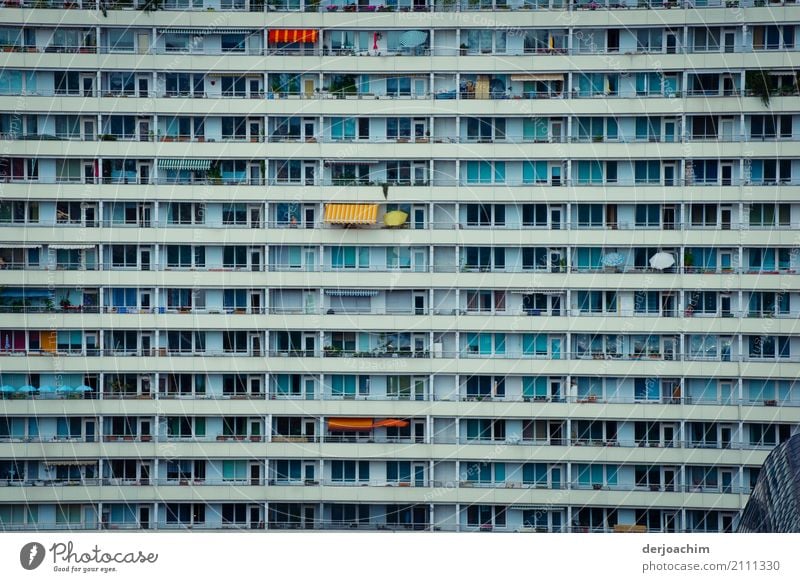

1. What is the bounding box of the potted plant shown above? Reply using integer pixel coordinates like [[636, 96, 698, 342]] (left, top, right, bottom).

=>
[[207, 165, 222, 185], [745, 70, 772, 107], [459, 43, 468, 56], [683, 251, 694, 272]]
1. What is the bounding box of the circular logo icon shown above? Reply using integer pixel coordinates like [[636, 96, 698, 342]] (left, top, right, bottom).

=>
[[19, 542, 46, 570]]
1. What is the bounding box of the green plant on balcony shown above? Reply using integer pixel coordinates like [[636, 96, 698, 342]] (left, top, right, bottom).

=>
[[323, 345, 341, 357], [329, 75, 357, 97], [207, 165, 222, 185], [745, 70, 772, 107], [683, 251, 694, 271]]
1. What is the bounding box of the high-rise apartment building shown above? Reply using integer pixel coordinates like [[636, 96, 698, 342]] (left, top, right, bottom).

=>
[[1, 0, 799, 533]]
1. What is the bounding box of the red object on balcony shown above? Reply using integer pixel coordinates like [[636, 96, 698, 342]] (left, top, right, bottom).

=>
[[269, 30, 318, 44]]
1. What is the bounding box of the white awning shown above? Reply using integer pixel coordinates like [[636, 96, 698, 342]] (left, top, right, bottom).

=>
[[48, 244, 95, 250], [324, 289, 379, 297], [0, 244, 42, 249], [509, 289, 565, 295]]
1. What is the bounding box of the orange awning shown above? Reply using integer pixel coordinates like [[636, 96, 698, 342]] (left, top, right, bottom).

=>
[[324, 204, 378, 225], [269, 29, 318, 44], [327, 418, 409, 431]]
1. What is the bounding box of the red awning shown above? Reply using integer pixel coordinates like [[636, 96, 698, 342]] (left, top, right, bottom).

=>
[[269, 29, 318, 44], [327, 418, 409, 431]]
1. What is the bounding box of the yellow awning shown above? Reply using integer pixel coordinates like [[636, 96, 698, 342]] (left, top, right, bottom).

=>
[[324, 204, 378, 225]]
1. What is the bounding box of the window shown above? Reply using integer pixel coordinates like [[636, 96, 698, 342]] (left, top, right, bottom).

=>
[[749, 204, 791, 227], [574, 161, 607, 185], [635, 204, 661, 227], [463, 247, 504, 271], [166, 504, 205, 525], [223, 246, 248, 268], [108, 29, 134, 52], [750, 115, 793, 140], [166, 331, 205, 353], [385, 76, 411, 96], [693, 27, 721, 52], [222, 331, 249, 353], [330, 117, 357, 140], [220, 75, 247, 96], [463, 376, 504, 399], [165, 416, 205, 438], [330, 461, 369, 483], [331, 375, 369, 398], [576, 291, 617, 314], [748, 248, 791, 271], [522, 204, 548, 227], [466, 505, 505, 529], [167, 203, 205, 225], [635, 72, 663, 96], [749, 159, 792, 185], [752, 25, 795, 50], [109, 245, 137, 268], [464, 204, 505, 226], [464, 334, 505, 356], [331, 246, 369, 269], [748, 336, 790, 359], [575, 117, 617, 142], [221, 34, 246, 53], [385, 246, 412, 269], [576, 73, 617, 96], [522, 334, 548, 357], [465, 161, 505, 184], [687, 291, 717, 314], [748, 292, 790, 316], [464, 419, 505, 442], [386, 117, 411, 139], [166, 245, 205, 268], [575, 204, 603, 227], [274, 460, 302, 482], [0, 201, 38, 224], [522, 161, 548, 184], [637, 29, 663, 52], [634, 161, 661, 184], [386, 461, 412, 483]]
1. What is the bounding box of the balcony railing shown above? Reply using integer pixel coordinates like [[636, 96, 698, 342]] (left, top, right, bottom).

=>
[[6, 0, 788, 12]]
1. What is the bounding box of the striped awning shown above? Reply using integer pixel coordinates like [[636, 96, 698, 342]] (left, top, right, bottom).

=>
[[324, 289, 379, 297], [324, 204, 378, 225], [159, 28, 256, 35], [158, 159, 212, 171], [0, 244, 42, 249], [49, 244, 95, 250], [269, 29, 318, 44], [44, 460, 95, 466]]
